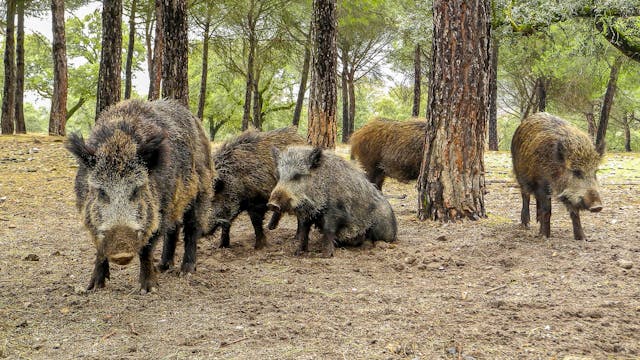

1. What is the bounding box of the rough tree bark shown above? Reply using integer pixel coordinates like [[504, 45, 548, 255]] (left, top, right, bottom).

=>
[[307, 0, 338, 149], [124, 0, 137, 99], [292, 30, 311, 127], [412, 43, 421, 117], [161, 0, 189, 105], [417, 0, 491, 222], [595, 56, 623, 155], [585, 112, 596, 142], [487, 35, 498, 150], [346, 70, 355, 141], [534, 76, 547, 112], [1, 0, 16, 135], [252, 73, 262, 130], [242, 2, 256, 131], [341, 50, 349, 143], [95, 0, 122, 120], [14, 0, 25, 134], [148, 0, 163, 100], [197, 18, 210, 120], [622, 112, 632, 152], [49, 0, 68, 136]]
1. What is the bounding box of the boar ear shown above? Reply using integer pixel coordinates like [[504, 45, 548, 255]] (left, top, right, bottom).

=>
[[66, 133, 96, 168], [553, 140, 566, 164], [138, 131, 166, 170], [308, 147, 323, 169], [213, 177, 224, 193], [271, 146, 280, 163]]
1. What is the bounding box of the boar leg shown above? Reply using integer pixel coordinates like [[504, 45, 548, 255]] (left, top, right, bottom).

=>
[[158, 225, 180, 272], [369, 167, 385, 190], [139, 240, 159, 293], [181, 207, 200, 273], [520, 192, 531, 228], [248, 207, 267, 250], [87, 254, 110, 290], [219, 222, 231, 248], [570, 211, 586, 240], [294, 218, 312, 256], [534, 188, 551, 238], [321, 233, 336, 258], [267, 211, 282, 230]]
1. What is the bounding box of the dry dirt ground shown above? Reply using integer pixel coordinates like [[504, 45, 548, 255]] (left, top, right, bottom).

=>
[[0, 135, 639, 360]]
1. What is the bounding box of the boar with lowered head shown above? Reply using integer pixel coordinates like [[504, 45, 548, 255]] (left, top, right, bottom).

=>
[[511, 112, 603, 240], [349, 118, 428, 190], [208, 127, 304, 249], [268, 146, 397, 257], [66, 99, 213, 293]]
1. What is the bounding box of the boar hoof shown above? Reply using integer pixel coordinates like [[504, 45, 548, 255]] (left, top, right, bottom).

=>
[[140, 286, 158, 295], [139, 279, 159, 294], [320, 249, 334, 258], [157, 262, 173, 273], [254, 238, 267, 250], [180, 262, 196, 274], [294, 248, 307, 256], [87, 279, 106, 291]]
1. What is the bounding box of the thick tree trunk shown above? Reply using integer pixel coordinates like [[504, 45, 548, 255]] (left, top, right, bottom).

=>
[[197, 19, 210, 120], [585, 112, 596, 142], [161, 0, 189, 105], [595, 56, 623, 155], [144, 0, 153, 80], [49, 0, 68, 136], [148, 0, 163, 100], [417, 0, 490, 222], [487, 35, 498, 150], [412, 43, 421, 117], [535, 76, 546, 112], [242, 14, 256, 131], [622, 112, 632, 152], [95, 0, 122, 120], [340, 52, 349, 143], [292, 31, 311, 127], [124, 0, 137, 99], [1, 0, 16, 135], [347, 71, 355, 139], [14, 0, 25, 134]]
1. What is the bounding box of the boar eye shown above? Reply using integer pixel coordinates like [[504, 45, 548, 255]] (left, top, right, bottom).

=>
[[130, 186, 141, 201], [291, 173, 302, 181], [572, 170, 584, 179], [97, 189, 110, 203]]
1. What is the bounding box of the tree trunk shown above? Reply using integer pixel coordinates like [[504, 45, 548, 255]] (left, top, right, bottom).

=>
[[14, 0, 25, 134], [347, 71, 355, 140], [412, 43, 421, 117], [585, 112, 596, 142], [1, 0, 16, 135], [95, 0, 122, 120], [340, 51, 349, 143], [417, 0, 490, 222], [622, 112, 632, 152], [161, 0, 189, 105], [49, 0, 68, 136], [487, 35, 498, 150], [148, 0, 163, 100], [197, 18, 210, 120], [242, 9, 256, 131], [209, 116, 227, 141], [292, 30, 311, 127], [252, 73, 262, 130], [143, 0, 153, 81], [124, 0, 137, 99], [307, 0, 338, 149], [595, 56, 623, 155], [534, 76, 546, 112]]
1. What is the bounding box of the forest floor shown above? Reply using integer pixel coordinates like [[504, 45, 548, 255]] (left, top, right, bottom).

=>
[[0, 135, 639, 360]]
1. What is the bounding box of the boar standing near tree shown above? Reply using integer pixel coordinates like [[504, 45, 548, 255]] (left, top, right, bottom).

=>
[[66, 99, 214, 293], [208, 127, 305, 249], [268, 146, 397, 257], [511, 112, 603, 240]]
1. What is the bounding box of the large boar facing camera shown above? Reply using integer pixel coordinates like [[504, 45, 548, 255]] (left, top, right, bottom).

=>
[[268, 146, 397, 257], [511, 112, 603, 240], [66, 99, 213, 293]]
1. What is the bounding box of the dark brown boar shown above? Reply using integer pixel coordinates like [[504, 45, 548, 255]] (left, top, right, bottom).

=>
[[207, 127, 305, 249], [268, 146, 397, 257], [349, 118, 428, 190], [511, 112, 603, 240], [66, 99, 214, 293]]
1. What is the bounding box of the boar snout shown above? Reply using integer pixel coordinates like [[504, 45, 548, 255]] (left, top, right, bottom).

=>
[[103, 226, 140, 266], [267, 203, 280, 212], [268, 189, 292, 212], [583, 190, 602, 213]]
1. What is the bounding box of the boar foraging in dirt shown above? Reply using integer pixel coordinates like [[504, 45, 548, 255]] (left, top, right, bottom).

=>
[[511, 112, 603, 240], [66, 99, 213, 293], [349, 118, 428, 190], [268, 146, 397, 257], [207, 127, 304, 249]]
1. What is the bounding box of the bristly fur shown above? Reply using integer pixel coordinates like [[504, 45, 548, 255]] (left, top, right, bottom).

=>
[[349, 118, 428, 189]]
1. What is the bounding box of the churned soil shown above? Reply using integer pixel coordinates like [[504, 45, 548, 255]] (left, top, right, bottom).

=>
[[1, 135, 639, 359]]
